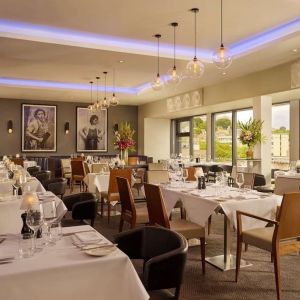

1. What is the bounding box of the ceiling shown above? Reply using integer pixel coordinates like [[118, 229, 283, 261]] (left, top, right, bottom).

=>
[[0, 0, 300, 105]]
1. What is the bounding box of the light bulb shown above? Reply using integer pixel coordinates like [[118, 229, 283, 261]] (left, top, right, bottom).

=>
[[166, 66, 182, 85], [8, 128, 13, 134], [110, 93, 119, 106], [88, 104, 94, 111], [185, 57, 205, 79], [101, 97, 110, 109], [65, 130, 69, 134], [212, 45, 232, 69], [151, 73, 164, 91]]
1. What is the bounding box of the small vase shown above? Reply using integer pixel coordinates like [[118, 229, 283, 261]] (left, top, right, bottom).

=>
[[120, 149, 129, 165], [246, 147, 254, 159]]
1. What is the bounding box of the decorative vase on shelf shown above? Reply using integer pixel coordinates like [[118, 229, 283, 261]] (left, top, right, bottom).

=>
[[246, 146, 254, 159], [120, 149, 129, 165]]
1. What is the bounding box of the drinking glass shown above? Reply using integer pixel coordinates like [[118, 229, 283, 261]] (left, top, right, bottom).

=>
[[182, 168, 188, 185], [19, 233, 34, 258], [236, 173, 244, 190], [50, 221, 62, 242], [26, 203, 44, 251], [42, 199, 57, 245]]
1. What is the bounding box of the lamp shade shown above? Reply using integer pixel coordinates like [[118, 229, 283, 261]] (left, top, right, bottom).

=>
[[7, 120, 13, 133], [65, 122, 70, 134]]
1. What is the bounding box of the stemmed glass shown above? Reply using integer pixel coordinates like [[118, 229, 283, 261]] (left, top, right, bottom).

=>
[[182, 168, 188, 185], [236, 173, 244, 191], [42, 199, 57, 245], [26, 202, 44, 252]]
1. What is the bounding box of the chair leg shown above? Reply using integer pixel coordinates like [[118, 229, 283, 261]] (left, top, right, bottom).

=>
[[235, 234, 243, 282], [174, 285, 181, 300], [70, 179, 73, 193], [200, 237, 206, 275], [119, 218, 124, 233], [273, 250, 281, 300], [208, 215, 212, 235], [107, 202, 111, 224], [91, 218, 95, 228], [100, 197, 104, 217], [245, 243, 248, 252]]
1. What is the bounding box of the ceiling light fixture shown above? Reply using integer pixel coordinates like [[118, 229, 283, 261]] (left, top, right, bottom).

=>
[[212, 0, 232, 69], [185, 8, 205, 79], [87, 81, 94, 111], [93, 76, 102, 111], [167, 22, 181, 85], [110, 68, 119, 106], [101, 71, 110, 109], [151, 34, 164, 91]]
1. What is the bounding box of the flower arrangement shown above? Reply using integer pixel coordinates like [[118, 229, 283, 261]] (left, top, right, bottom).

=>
[[113, 122, 136, 152], [238, 118, 264, 147]]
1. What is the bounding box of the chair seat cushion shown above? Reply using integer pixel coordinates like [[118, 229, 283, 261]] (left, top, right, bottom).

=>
[[170, 219, 205, 240], [242, 227, 274, 252], [136, 206, 149, 224]]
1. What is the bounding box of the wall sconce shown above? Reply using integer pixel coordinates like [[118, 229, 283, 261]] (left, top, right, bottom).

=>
[[7, 120, 13, 133], [65, 122, 70, 134], [113, 123, 118, 132]]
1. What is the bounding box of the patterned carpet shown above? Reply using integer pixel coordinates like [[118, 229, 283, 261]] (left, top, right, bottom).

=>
[[62, 188, 300, 300]]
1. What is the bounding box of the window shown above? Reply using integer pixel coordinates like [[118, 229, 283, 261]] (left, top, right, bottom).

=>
[[214, 112, 232, 163], [193, 115, 207, 160], [176, 119, 190, 157], [272, 103, 290, 170], [236, 109, 253, 159]]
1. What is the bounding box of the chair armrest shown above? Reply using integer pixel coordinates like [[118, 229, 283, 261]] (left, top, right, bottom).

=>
[[72, 200, 97, 220], [236, 210, 278, 235]]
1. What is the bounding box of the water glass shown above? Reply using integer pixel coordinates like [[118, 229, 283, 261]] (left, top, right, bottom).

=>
[[50, 221, 62, 242], [19, 233, 34, 258], [236, 173, 244, 190]]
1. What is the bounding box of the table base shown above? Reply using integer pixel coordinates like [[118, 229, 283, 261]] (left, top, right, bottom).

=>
[[205, 254, 252, 271]]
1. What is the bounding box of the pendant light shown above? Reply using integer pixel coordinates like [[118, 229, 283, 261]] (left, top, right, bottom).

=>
[[87, 81, 94, 111], [212, 0, 232, 69], [185, 8, 205, 79], [93, 76, 102, 111], [101, 71, 110, 109], [151, 34, 164, 91], [167, 22, 181, 85], [110, 68, 119, 106]]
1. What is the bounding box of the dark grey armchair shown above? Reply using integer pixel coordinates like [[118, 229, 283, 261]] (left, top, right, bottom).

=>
[[62, 192, 97, 227], [114, 226, 188, 299], [44, 178, 67, 198], [27, 166, 41, 176], [34, 171, 51, 188]]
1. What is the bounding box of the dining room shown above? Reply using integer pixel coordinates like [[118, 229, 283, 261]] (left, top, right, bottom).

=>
[[0, 1, 300, 299]]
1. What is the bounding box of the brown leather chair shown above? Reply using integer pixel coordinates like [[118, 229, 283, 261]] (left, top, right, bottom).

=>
[[100, 168, 132, 223], [116, 176, 148, 232], [236, 192, 300, 300], [144, 183, 206, 274], [11, 158, 24, 167], [70, 160, 85, 193]]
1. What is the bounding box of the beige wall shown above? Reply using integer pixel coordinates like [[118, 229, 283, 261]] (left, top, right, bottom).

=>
[[138, 60, 298, 155], [0, 99, 138, 156]]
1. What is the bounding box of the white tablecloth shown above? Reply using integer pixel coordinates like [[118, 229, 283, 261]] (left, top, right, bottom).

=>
[[161, 183, 281, 231], [84, 173, 110, 193], [23, 160, 37, 170], [0, 178, 46, 195], [0, 225, 149, 300], [0, 192, 67, 234]]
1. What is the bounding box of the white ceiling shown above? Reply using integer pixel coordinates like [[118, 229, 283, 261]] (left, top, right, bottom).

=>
[[0, 0, 300, 105]]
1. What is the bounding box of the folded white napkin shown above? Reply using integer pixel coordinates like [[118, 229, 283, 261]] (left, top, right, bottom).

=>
[[75, 231, 102, 243]]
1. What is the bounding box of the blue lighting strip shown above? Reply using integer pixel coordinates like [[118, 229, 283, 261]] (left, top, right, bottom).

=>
[[0, 77, 138, 94]]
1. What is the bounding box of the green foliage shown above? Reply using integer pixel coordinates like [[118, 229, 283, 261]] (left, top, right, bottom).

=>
[[237, 144, 247, 158], [215, 142, 232, 160], [193, 118, 206, 135], [216, 118, 231, 130]]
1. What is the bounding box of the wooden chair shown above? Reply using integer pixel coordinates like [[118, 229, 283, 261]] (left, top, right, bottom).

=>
[[70, 160, 85, 193], [116, 176, 148, 232], [186, 166, 203, 181], [144, 183, 206, 274], [132, 168, 145, 196], [236, 172, 255, 189], [207, 165, 223, 182], [61, 159, 71, 188], [11, 158, 24, 167], [236, 192, 300, 300], [100, 168, 132, 223]]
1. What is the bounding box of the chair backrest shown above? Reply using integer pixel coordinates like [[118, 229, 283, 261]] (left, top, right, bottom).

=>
[[209, 165, 223, 173], [274, 176, 300, 195], [254, 173, 266, 187], [219, 164, 233, 175], [144, 183, 170, 228], [71, 160, 85, 177], [11, 158, 24, 167], [83, 162, 90, 176], [72, 157, 85, 161], [61, 159, 71, 175], [34, 171, 51, 187], [45, 178, 67, 196], [147, 170, 169, 184], [27, 166, 41, 176], [128, 157, 139, 166], [186, 167, 202, 181], [235, 172, 255, 189], [200, 165, 210, 174], [277, 192, 300, 240], [136, 168, 145, 183], [108, 168, 132, 194], [148, 163, 166, 171], [117, 176, 136, 216], [92, 163, 109, 173]]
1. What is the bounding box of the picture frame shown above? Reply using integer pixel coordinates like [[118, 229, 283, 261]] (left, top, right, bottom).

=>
[[76, 107, 107, 152], [22, 104, 57, 152]]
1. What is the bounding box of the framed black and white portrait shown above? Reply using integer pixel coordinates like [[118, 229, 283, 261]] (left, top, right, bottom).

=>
[[22, 104, 57, 152], [76, 107, 107, 152]]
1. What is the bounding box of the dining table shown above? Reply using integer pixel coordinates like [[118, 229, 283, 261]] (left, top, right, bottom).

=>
[[161, 181, 282, 271], [0, 225, 149, 300], [84, 172, 110, 194]]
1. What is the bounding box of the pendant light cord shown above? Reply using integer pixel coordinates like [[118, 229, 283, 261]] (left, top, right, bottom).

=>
[[89, 81, 93, 105], [96, 77, 99, 102], [104, 73, 107, 98], [157, 36, 160, 75], [173, 25, 176, 68], [194, 10, 197, 58], [221, 0, 223, 46], [113, 69, 115, 94]]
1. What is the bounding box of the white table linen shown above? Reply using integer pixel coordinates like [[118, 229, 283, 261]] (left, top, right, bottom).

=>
[[0, 178, 45, 195], [84, 173, 110, 193], [274, 175, 300, 195], [23, 160, 37, 170], [0, 225, 149, 300], [0, 192, 67, 234]]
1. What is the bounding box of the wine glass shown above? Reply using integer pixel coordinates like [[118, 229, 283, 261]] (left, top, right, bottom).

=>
[[26, 202, 44, 251], [236, 173, 244, 190], [42, 199, 57, 245], [182, 168, 188, 185]]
